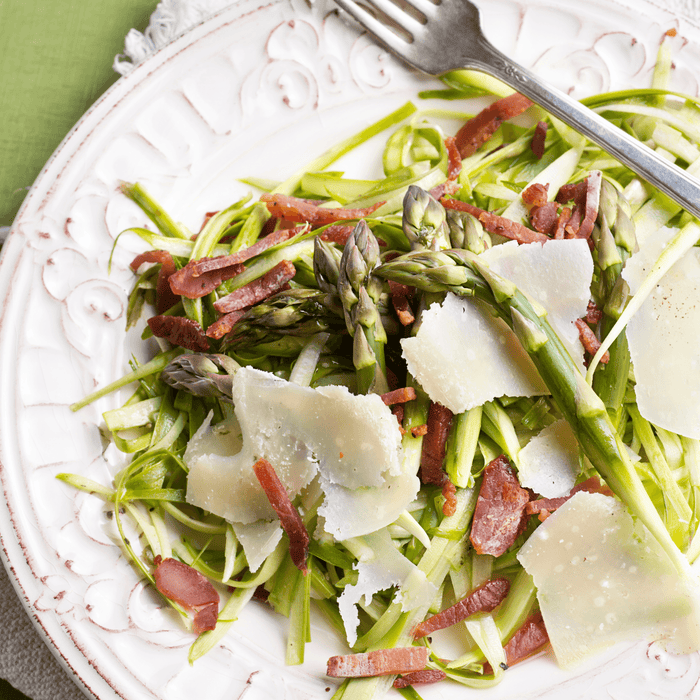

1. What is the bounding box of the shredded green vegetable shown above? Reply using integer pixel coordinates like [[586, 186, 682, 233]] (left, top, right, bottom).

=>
[[61, 40, 700, 699]]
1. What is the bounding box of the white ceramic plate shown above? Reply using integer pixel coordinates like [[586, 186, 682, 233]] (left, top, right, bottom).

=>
[[3, 0, 700, 698]]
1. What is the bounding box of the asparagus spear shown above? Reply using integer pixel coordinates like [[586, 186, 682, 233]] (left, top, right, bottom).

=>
[[375, 247, 691, 576], [402, 185, 451, 251], [335, 220, 389, 395]]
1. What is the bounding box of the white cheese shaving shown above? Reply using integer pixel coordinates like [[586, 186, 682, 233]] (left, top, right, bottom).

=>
[[185, 367, 411, 538], [482, 239, 591, 367], [622, 226, 700, 438], [318, 465, 420, 541], [401, 240, 592, 412], [517, 419, 581, 498], [337, 530, 437, 646], [517, 492, 700, 668], [231, 520, 283, 573]]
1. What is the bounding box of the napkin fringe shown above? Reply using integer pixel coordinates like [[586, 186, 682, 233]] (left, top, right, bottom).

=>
[[113, 0, 233, 75]]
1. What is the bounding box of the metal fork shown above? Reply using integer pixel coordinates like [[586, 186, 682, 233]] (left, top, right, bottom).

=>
[[334, 0, 700, 219]]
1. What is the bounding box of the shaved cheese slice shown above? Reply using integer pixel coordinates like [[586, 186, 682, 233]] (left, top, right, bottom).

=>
[[185, 367, 408, 536], [482, 239, 591, 368], [318, 465, 420, 541], [401, 240, 592, 412], [517, 492, 700, 668], [231, 520, 283, 573], [338, 530, 437, 646], [185, 412, 276, 523], [517, 419, 580, 498], [622, 226, 700, 438]]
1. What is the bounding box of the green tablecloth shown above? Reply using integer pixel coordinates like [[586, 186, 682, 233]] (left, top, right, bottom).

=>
[[0, 0, 160, 228], [0, 3, 161, 699]]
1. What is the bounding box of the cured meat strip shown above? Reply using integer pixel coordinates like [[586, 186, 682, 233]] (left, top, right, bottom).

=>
[[441, 198, 549, 244], [575, 318, 610, 364], [551, 207, 571, 240], [585, 300, 604, 325], [420, 401, 454, 485], [153, 556, 219, 634], [413, 578, 510, 638], [470, 455, 530, 556], [526, 476, 614, 521], [530, 202, 559, 236], [214, 260, 296, 314], [252, 458, 309, 573], [205, 309, 247, 340], [576, 171, 602, 240], [445, 135, 463, 181], [169, 260, 244, 299], [130, 249, 178, 313], [531, 121, 548, 160], [393, 669, 447, 689], [327, 647, 429, 678], [521, 183, 549, 209], [147, 315, 209, 352], [260, 193, 384, 225], [441, 479, 457, 517], [389, 280, 415, 326], [502, 611, 549, 667], [454, 93, 533, 158], [318, 224, 355, 246], [192, 228, 300, 275], [169, 227, 302, 300], [381, 387, 417, 406], [483, 611, 549, 674]]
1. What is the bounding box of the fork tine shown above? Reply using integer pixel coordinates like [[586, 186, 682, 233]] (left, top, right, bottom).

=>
[[334, 0, 413, 49], [365, 0, 426, 32]]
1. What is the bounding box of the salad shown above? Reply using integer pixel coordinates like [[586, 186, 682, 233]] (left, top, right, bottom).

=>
[[62, 31, 700, 699]]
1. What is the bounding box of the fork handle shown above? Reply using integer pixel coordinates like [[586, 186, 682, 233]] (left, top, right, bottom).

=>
[[471, 40, 700, 221]]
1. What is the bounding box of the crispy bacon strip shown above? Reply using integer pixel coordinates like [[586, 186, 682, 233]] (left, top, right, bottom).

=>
[[147, 315, 210, 352], [552, 206, 571, 240], [394, 669, 447, 689], [556, 181, 586, 205], [153, 556, 219, 634], [214, 260, 296, 314], [521, 183, 549, 209], [441, 479, 457, 517], [205, 309, 247, 339], [530, 202, 559, 236], [585, 300, 604, 325], [130, 250, 179, 313], [526, 476, 614, 521], [192, 228, 300, 275], [420, 402, 454, 485], [327, 647, 429, 678], [169, 260, 245, 299], [454, 93, 533, 158], [429, 179, 460, 201], [252, 458, 309, 573], [260, 193, 384, 225], [319, 224, 355, 246], [445, 135, 463, 181], [577, 171, 602, 240], [413, 578, 510, 638], [411, 424, 428, 438], [575, 318, 609, 364], [392, 404, 406, 434], [470, 455, 530, 556], [381, 387, 417, 405], [389, 279, 415, 326], [502, 611, 549, 667], [441, 198, 548, 244], [484, 611, 549, 673], [531, 121, 548, 160], [169, 228, 302, 300]]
